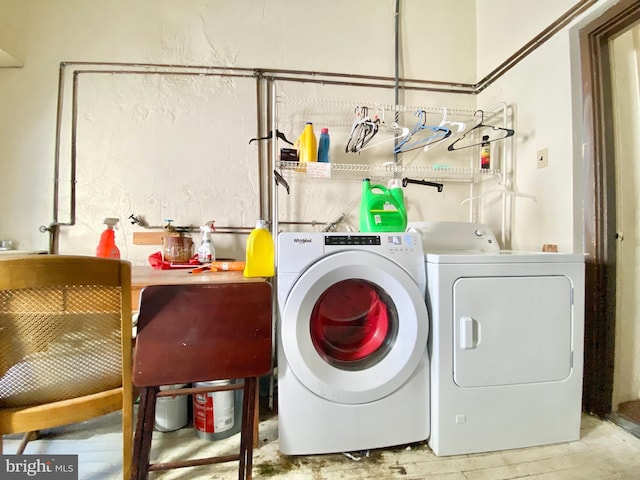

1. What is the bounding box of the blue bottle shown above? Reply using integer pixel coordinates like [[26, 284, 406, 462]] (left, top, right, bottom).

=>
[[318, 128, 330, 163]]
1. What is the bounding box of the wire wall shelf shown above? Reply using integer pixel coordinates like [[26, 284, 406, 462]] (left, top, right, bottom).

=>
[[274, 96, 511, 163], [274, 96, 494, 130], [277, 161, 500, 183], [271, 88, 517, 237], [273, 96, 510, 186]]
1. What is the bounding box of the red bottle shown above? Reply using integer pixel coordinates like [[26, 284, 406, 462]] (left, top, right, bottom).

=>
[[96, 218, 121, 259]]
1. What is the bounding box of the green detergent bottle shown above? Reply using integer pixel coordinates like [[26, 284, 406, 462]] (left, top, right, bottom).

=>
[[359, 178, 407, 232]]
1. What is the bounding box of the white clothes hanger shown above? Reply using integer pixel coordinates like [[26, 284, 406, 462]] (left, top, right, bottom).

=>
[[438, 107, 466, 133], [424, 107, 466, 152], [358, 120, 411, 152], [460, 187, 537, 206]]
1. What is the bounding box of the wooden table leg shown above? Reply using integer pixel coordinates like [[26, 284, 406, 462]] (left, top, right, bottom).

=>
[[253, 378, 260, 446]]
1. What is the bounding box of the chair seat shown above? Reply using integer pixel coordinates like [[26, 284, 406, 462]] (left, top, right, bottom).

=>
[[0, 255, 133, 478]]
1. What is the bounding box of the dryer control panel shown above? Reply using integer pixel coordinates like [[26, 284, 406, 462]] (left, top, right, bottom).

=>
[[407, 221, 500, 253]]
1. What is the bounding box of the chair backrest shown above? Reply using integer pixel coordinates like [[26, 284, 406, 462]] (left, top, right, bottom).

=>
[[133, 282, 272, 387], [0, 255, 132, 408]]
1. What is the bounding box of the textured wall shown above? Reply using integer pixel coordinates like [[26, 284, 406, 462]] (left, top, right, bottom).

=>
[[0, 0, 601, 263]]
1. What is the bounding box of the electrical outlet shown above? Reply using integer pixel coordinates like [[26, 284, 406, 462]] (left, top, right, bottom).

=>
[[537, 148, 549, 169]]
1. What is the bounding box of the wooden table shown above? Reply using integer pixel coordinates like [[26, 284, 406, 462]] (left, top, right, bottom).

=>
[[131, 266, 271, 445], [131, 266, 266, 312]]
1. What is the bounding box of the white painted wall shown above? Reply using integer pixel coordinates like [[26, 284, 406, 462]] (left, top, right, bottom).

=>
[[0, 0, 612, 264], [476, 0, 620, 253], [476, 0, 579, 80], [0, 47, 20, 67], [478, 32, 578, 252], [0, 0, 478, 264]]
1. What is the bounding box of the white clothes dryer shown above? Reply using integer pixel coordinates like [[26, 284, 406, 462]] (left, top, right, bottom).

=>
[[277, 232, 430, 455], [409, 222, 585, 456]]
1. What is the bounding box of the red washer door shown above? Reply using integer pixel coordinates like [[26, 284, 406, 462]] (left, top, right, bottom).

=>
[[280, 250, 428, 404], [311, 279, 390, 364]]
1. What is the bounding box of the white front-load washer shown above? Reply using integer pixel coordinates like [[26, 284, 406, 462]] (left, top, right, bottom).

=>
[[409, 221, 585, 456], [277, 232, 430, 455]]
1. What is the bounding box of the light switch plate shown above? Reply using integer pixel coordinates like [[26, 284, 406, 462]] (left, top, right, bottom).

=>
[[537, 148, 549, 169]]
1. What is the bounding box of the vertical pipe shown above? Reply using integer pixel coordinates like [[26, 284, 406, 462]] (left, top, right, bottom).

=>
[[269, 78, 278, 411], [53, 63, 66, 226], [270, 80, 278, 245], [48, 63, 68, 253], [255, 74, 265, 220], [264, 75, 273, 223], [393, 0, 400, 166], [394, 0, 400, 107], [500, 102, 509, 247], [70, 71, 79, 227]]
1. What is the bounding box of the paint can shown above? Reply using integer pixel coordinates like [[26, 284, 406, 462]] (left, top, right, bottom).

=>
[[193, 380, 242, 441], [154, 384, 188, 432]]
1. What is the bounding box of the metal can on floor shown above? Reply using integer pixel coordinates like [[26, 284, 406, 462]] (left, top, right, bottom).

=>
[[155, 384, 188, 432], [193, 380, 242, 441]]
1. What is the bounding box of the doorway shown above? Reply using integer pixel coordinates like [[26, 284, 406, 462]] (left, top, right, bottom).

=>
[[610, 22, 640, 432], [580, 0, 640, 430]]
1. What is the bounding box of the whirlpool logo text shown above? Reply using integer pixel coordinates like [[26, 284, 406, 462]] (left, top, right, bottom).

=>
[[293, 238, 312, 244]]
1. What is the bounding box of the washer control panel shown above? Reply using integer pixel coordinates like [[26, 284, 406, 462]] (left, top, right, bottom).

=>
[[277, 231, 426, 298], [325, 235, 381, 246], [324, 233, 419, 254]]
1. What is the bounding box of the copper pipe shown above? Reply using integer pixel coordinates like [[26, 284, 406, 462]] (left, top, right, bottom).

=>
[[59, 60, 477, 90]]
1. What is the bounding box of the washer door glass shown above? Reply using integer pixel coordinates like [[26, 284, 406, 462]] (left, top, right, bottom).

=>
[[281, 250, 428, 404], [310, 279, 397, 370]]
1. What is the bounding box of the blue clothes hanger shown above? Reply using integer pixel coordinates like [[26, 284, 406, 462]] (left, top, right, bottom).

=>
[[393, 110, 451, 154]]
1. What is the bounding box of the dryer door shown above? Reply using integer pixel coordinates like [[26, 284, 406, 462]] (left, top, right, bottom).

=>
[[453, 275, 573, 387], [281, 250, 428, 404]]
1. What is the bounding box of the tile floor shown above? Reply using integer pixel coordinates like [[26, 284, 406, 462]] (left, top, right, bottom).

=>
[[3, 405, 640, 480]]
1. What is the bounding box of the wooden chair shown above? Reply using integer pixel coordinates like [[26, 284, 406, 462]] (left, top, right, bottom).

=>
[[0, 255, 133, 479], [131, 282, 272, 480]]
